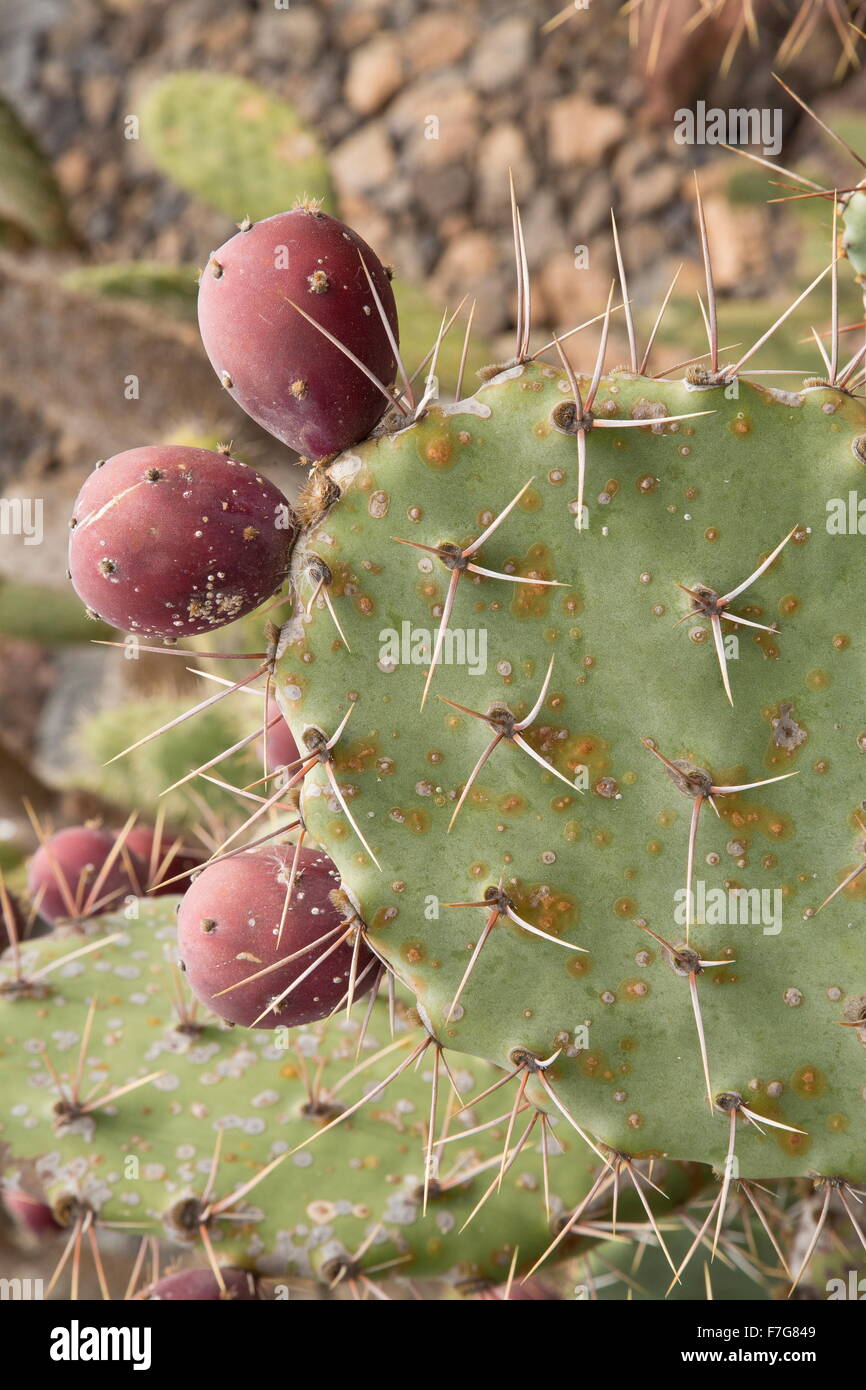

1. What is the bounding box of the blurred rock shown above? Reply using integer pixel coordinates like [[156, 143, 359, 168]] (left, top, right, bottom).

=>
[[620, 219, 669, 275], [477, 122, 535, 215], [614, 136, 682, 219], [54, 146, 91, 198], [537, 252, 615, 335], [254, 6, 324, 68], [340, 0, 389, 49], [334, 194, 394, 261], [567, 168, 616, 241], [80, 72, 117, 127], [547, 95, 627, 166], [520, 188, 568, 270], [700, 189, 774, 295], [431, 230, 509, 336], [331, 121, 397, 197], [469, 15, 533, 95], [414, 163, 473, 219], [345, 35, 404, 116], [390, 75, 480, 171], [404, 11, 475, 74]]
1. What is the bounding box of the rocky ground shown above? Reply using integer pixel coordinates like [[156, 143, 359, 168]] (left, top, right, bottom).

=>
[[1, 0, 861, 345]]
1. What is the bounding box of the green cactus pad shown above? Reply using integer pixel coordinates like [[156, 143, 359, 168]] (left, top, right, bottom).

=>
[[0, 580, 113, 645], [75, 696, 258, 825], [0, 95, 77, 249], [140, 73, 334, 223], [61, 263, 200, 322], [279, 361, 866, 1184], [0, 897, 621, 1287]]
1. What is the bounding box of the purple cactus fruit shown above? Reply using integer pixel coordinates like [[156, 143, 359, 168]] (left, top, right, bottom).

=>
[[68, 445, 295, 638], [261, 691, 301, 774], [27, 826, 145, 924], [197, 208, 399, 459], [122, 825, 206, 895], [142, 1266, 258, 1300], [2, 1187, 61, 1238], [177, 845, 375, 1028]]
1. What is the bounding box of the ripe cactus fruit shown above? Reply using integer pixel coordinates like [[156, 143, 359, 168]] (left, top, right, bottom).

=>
[[1, 1187, 60, 1238], [27, 826, 144, 924], [141, 1267, 258, 1301], [197, 208, 399, 459], [177, 846, 376, 1028], [68, 445, 294, 637]]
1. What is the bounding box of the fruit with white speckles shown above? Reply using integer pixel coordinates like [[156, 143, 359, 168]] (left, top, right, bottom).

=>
[[68, 445, 295, 638], [197, 208, 399, 459], [177, 845, 375, 1027]]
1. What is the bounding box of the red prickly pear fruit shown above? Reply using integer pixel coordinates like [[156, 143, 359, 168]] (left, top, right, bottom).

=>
[[141, 1267, 258, 1300], [2, 1188, 61, 1238], [121, 825, 206, 895], [261, 691, 301, 774], [27, 826, 145, 925], [176, 845, 375, 1028], [68, 445, 295, 639], [197, 208, 399, 459]]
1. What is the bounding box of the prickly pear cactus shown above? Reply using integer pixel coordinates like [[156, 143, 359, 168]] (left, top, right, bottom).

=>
[[0, 897, 608, 1289], [0, 94, 77, 249], [50, 163, 866, 1294], [140, 73, 334, 221], [281, 362, 866, 1185]]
